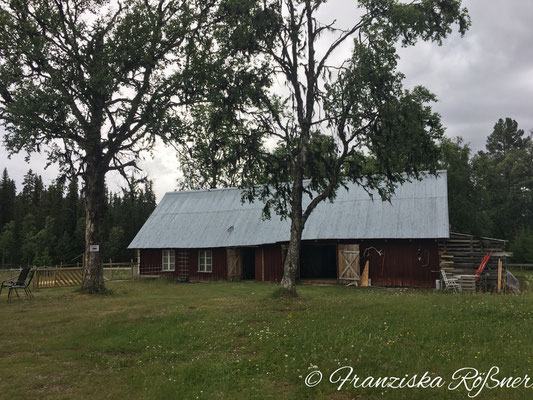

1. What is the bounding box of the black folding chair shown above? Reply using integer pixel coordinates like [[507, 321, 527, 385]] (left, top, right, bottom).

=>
[[0, 267, 36, 301]]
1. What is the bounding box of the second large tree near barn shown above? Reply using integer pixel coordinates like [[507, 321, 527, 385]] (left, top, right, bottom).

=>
[[187, 0, 470, 294], [0, 0, 217, 292]]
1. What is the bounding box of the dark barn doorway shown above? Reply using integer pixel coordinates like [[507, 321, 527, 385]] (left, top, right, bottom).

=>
[[242, 248, 256, 280], [300, 244, 337, 279]]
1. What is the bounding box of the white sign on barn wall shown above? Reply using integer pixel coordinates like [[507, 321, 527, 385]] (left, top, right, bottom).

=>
[[89, 245, 100, 252]]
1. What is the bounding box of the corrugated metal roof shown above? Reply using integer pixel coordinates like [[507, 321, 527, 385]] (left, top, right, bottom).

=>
[[128, 171, 449, 249]]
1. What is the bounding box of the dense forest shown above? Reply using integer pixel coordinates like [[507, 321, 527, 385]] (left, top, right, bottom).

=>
[[0, 117, 532, 267], [441, 118, 533, 262], [0, 170, 156, 267]]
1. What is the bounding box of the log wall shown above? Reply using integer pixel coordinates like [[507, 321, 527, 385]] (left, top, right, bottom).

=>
[[439, 232, 508, 291]]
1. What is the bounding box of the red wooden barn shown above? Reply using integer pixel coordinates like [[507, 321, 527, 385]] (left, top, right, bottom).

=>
[[128, 172, 449, 287]]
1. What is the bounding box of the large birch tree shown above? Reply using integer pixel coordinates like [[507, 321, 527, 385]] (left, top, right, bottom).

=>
[[182, 0, 471, 294], [0, 0, 217, 292]]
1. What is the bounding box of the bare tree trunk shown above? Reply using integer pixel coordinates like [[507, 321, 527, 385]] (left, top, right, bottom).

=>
[[81, 165, 106, 293], [280, 0, 315, 295], [280, 218, 303, 293], [280, 170, 304, 294]]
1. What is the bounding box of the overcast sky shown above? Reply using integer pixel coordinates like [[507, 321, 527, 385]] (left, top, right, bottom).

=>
[[1, 0, 532, 201]]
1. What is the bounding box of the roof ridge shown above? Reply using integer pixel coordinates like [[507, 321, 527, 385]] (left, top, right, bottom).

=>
[[164, 186, 243, 196], [164, 170, 447, 196]]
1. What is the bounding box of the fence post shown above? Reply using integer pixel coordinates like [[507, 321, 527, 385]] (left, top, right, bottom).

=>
[[135, 249, 140, 278], [497, 259, 502, 293], [33, 268, 39, 290]]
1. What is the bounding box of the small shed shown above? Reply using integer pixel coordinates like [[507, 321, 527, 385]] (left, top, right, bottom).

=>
[[439, 232, 510, 291], [128, 171, 450, 287]]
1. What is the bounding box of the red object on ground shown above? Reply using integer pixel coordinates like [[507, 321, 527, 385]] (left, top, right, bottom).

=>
[[475, 250, 493, 282]]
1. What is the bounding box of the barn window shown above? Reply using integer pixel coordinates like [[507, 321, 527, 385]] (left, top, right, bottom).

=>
[[198, 250, 212, 273], [162, 249, 175, 271]]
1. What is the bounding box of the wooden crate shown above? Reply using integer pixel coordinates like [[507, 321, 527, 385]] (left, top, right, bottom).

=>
[[458, 275, 476, 292]]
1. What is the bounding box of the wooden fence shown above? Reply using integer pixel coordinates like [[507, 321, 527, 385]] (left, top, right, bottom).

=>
[[508, 264, 533, 271], [32, 262, 134, 289], [103, 262, 135, 281], [33, 267, 84, 289]]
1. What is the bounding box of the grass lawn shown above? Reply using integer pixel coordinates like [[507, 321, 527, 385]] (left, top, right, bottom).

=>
[[1, 279, 533, 399]]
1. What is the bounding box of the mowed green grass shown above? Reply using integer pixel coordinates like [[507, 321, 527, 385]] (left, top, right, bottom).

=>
[[1, 279, 533, 399]]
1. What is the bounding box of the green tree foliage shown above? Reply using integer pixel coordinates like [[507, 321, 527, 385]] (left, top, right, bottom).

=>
[[510, 229, 533, 263], [104, 227, 126, 262], [472, 118, 533, 241], [486, 118, 530, 160], [0, 221, 16, 266], [19, 171, 43, 223], [20, 213, 37, 265], [177, 106, 264, 190], [0, 0, 220, 292], [440, 119, 533, 262], [64, 177, 81, 235], [31, 216, 57, 266], [0, 168, 16, 227], [439, 137, 491, 235], [175, 1, 276, 190], [0, 166, 155, 268]]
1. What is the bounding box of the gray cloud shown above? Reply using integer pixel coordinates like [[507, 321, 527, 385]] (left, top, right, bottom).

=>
[[397, 0, 533, 150], [2, 0, 532, 199]]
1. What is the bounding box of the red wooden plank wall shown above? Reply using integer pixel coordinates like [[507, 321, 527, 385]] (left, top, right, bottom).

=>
[[140, 249, 167, 275], [139, 240, 439, 287], [140, 248, 227, 281], [188, 248, 227, 282], [360, 240, 439, 287], [264, 244, 283, 282], [254, 244, 283, 282]]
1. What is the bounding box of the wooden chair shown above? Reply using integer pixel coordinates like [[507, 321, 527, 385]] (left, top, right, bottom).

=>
[[441, 269, 460, 292], [0, 267, 36, 301]]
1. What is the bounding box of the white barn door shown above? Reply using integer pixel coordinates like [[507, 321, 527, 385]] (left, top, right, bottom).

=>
[[227, 248, 242, 281], [337, 244, 360, 286]]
